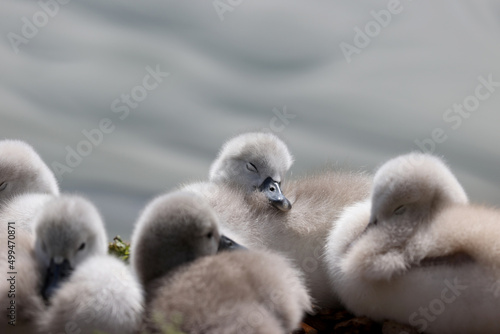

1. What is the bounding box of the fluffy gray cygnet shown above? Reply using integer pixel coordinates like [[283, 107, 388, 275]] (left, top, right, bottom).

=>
[[182, 132, 371, 308], [131, 191, 311, 334], [33, 195, 143, 334], [0, 140, 61, 333], [0, 140, 59, 206], [326, 152, 500, 334]]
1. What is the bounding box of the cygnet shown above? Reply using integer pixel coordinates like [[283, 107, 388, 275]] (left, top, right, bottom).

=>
[[326, 152, 500, 334], [0, 140, 59, 206], [131, 191, 311, 334], [33, 195, 143, 334], [183, 132, 371, 307]]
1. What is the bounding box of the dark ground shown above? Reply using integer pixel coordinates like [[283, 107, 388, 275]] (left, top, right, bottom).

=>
[[295, 308, 419, 334]]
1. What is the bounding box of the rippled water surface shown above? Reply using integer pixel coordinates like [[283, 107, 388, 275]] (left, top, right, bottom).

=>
[[2, 1, 500, 238]]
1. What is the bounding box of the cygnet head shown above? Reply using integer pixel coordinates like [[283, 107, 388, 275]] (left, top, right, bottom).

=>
[[209, 132, 293, 211], [0, 140, 59, 204], [33, 195, 108, 301], [368, 152, 468, 236], [131, 191, 244, 289]]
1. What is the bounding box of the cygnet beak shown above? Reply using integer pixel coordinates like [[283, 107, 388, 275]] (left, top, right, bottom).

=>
[[41, 257, 73, 302], [218, 235, 247, 252], [258, 177, 292, 212]]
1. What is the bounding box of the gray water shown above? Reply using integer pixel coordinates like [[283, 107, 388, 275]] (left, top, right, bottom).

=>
[[1, 0, 500, 239]]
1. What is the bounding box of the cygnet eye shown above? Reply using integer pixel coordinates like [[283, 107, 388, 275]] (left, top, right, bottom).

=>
[[78, 242, 86, 251], [0, 182, 7, 191], [246, 162, 258, 173], [393, 205, 406, 216], [206, 232, 213, 239]]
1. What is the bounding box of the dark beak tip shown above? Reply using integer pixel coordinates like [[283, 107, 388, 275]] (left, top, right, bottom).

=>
[[218, 235, 247, 252], [270, 195, 292, 211], [275, 201, 292, 212]]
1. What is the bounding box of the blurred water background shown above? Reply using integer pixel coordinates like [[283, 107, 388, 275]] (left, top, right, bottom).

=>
[[1, 0, 500, 239]]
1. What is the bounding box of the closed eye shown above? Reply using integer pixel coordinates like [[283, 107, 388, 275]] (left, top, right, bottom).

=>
[[393, 205, 406, 215], [246, 162, 258, 173], [0, 182, 7, 191], [78, 243, 86, 251]]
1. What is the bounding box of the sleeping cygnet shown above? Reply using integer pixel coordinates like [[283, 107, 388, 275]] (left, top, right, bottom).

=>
[[0, 140, 59, 205], [33, 195, 143, 334], [326, 152, 500, 334], [209, 132, 293, 211], [183, 131, 293, 213], [131, 191, 311, 334], [0, 140, 59, 238], [182, 132, 372, 308]]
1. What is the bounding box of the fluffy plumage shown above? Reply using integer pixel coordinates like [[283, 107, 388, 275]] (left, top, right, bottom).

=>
[[209, 132, 293, 192], [33, 195, 108, 272], [183, 133, 372, 308], [0, 193, 54, 234], [0, 141, 60, 325], [132, 191, 311, 334], [0, 139, 59, 236], [326, 152, 500, 334], [37, 255, 144, 334], [0, 140, 59, 206], [0, 193, 54, 332], [130, 191, 221, 292], [145, 250, 311, 334], [0, 232, 44, 334], [33, 195, 143, 334]]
